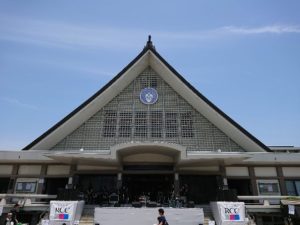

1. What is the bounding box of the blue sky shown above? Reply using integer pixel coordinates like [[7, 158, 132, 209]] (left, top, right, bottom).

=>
[[0, 1, 300, 150]]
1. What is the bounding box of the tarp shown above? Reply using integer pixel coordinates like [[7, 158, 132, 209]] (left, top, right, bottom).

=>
[[211, 202, 246, 225]]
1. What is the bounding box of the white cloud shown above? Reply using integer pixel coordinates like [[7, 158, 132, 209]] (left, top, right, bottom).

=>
[[0, 15, 299, 50], [222, 25, 300, 34], [0, 15, 143, 50], [0, 97, 39, 110]]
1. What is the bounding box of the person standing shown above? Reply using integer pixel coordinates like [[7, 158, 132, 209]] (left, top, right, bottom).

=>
[[10, 204, 20, 224], [157, 208, 168, 225], [4, 213, 17, 225]]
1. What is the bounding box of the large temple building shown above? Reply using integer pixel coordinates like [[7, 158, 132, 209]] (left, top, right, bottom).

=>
[[0, 37, 300, 225]]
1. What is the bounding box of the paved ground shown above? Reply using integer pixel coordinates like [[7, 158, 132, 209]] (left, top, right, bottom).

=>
[[94, 207, 204, 225]]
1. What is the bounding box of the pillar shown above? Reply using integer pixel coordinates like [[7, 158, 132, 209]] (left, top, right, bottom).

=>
[[36, 165, 47, 194], [117, 172, 122, 190], [174, 173, 179, 196], [248, 166, 258, 195], [7, 164, 19, 193], [277, 166, 286, 195]]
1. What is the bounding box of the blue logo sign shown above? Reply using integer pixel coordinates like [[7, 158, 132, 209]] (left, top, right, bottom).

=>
[[140, 88, 158, 104]]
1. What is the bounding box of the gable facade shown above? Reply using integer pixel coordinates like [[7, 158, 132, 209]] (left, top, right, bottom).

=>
[[52, 67, 245, 152]]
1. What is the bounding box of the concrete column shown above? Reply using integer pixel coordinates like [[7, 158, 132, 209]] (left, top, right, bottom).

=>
[[69, 164, 77, 188], [277, 166, 286, 195], [174, 173, 179, 196], [7, 164, 19, 193], [219, 165, 228, 190], [117, 173, 122, 190], [248, 166, 258, 195], [36, 165, 47, 194]]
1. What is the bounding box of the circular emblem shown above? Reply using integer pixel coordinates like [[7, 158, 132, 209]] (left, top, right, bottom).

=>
[[140, 88, 158, 104]]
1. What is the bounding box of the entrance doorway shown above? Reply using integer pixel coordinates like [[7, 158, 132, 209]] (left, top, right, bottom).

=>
[[43, 178, 68, 194], [0, 178, 10, 193], [180, 175, 218, 204], [227, 179, 252, 196], [123, 174, 173, 203]]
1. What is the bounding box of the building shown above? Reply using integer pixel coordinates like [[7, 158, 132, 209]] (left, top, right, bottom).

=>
[[1, 37, 300, 224]]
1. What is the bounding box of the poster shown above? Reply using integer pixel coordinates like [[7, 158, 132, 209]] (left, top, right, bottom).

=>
[[219, 202, 245, 222], [49, 201, 77, 221], [288, 205, 295, 215]]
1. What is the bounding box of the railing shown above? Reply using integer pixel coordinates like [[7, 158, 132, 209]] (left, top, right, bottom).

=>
[[0, 194, 57, 206], [238, 195, 300, 206]]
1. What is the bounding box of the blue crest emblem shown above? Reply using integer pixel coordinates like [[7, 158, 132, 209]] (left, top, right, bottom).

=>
[[140, 88, 158, 104]]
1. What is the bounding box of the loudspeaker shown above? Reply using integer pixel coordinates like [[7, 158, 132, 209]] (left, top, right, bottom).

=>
[[146, 201, 157, 207], [132, 202, 142, 208], [187, 201, 195, 208]]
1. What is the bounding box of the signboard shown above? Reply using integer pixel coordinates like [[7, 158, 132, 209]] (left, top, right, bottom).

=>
[[211, 202, 246, 225], [219, 202, 245, 222], [289, 205, 295, 215], [50, 201, 77, 221]]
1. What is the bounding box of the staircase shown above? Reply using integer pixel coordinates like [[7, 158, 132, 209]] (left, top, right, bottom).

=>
[[199, 204, 215, 225], [79, 205, 215, 225], [79, 205, 94, 225]]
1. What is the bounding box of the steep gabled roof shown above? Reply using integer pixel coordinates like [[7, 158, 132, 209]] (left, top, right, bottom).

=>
[[24, 37, 271, 152]]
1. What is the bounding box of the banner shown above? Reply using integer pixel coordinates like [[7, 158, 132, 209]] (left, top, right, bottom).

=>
[[289, 205, 295, 215], [219, 202, 245, 222], [50, 201, 77, 221]]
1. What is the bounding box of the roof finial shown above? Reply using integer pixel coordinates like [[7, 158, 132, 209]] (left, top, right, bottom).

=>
[[144, 34, 155, 50]]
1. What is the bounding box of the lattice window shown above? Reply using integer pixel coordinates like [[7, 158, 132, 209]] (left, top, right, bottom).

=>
[[134, 111, 147, 137], [180, 112, 193, 138], [102, 110, 117, 137], [165, 112, 178, 138], [119, 112, 132, 138], [51, 67, 245, 152], [150, 111, 163, 138], [140, 74, 157, 88]]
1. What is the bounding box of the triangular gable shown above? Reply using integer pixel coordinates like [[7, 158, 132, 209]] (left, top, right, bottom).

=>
[[24, 39, 270, 152]]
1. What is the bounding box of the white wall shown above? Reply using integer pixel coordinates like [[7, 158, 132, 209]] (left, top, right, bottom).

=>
[[179, 166, 219, 172], [254, 167, 277, 177], [18, 165, 41, 175], [225, 167, 249, 176], [77, 165, 118, 171], [47, 165, 70, 175], [0, 165, 13, 175], [282, 167, 300, 177]]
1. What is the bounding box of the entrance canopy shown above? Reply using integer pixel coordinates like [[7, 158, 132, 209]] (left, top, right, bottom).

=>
[[43, 144, 251, 168]]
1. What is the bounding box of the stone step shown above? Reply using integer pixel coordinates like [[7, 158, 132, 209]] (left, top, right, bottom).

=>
[[79, 217, 214, 225], [80, 205, 215, 225]]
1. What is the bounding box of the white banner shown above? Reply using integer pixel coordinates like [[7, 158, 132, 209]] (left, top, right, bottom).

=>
[[219, 202, 245, 222], [289, 205, 295, 215], [49, 201, 77, 221]]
